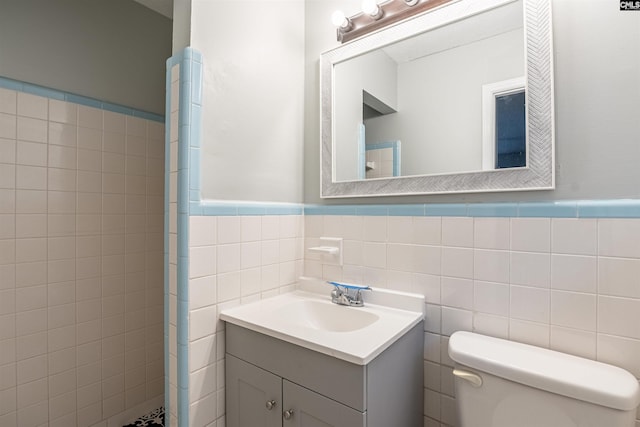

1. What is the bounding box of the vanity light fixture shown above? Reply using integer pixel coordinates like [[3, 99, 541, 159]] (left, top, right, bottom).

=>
[[333, 0, 454, 43]]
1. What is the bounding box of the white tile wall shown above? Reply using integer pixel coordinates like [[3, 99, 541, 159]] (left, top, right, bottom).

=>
[[186, 214, 304, 426], [167, 62, 180, 427], [305, 214, 640, 427], [0, 89, 164, 427]]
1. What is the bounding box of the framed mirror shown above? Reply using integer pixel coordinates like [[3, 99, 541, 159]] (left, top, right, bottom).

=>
[[320, 0, 554, 198]]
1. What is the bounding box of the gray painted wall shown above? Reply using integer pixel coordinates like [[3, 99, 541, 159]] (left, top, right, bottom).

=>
[[0, 0, 172, 115], [191, 0, 305, 203], [304, 0, 640, 204], [172, 0, 191, 54]]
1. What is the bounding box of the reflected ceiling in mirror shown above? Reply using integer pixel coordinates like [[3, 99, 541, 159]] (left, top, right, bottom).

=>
[[321, 0, 554, 198]]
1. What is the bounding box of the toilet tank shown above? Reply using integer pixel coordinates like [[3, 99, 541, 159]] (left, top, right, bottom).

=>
[[448, 332, 640, 427]]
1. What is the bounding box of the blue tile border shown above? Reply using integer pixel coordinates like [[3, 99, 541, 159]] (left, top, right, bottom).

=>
[[0, 76, 164, 122], [324, 205, 358, 216], [164, 52, 176, 425], [425, 203, 468, 217], [164, 47, 200, 427], [164, 50, 179, 426], [176, 49, 194, 427], [468, 203, 519, 217], [577, 199, 640, 218], [301, 199, 640, 218], [356, 205, 389, 216], [197, 201, 304, 216], [517, 201, 578, 218]]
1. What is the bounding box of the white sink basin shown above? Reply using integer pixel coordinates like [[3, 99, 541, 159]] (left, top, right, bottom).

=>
[[273, 299, 380, 332], [220, 288, 424, 365]]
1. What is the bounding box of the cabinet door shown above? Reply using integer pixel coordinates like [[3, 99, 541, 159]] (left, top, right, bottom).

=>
[[282, 380, 366, 427], [226, 354, 282, 427]]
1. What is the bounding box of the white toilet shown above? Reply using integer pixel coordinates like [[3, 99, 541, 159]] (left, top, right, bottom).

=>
[[448, 331, 640, 427]]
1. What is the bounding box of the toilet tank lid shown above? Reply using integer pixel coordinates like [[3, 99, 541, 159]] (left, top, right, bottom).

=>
[[448, 331, 640, 411]]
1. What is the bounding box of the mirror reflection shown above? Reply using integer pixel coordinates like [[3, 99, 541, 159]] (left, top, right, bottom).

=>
[[332, 0, 525, 182]]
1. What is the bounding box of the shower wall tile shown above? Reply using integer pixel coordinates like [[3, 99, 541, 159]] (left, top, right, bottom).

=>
[[17, 93, 47, 120], [0, 88, 164, 427], [16, 165, 47, 190], [77, 106, 102, 130], [0, 139, 16, 164], [48, 145, 76, 170], [78, 127, 102, 151], [0, 113, 16, 139], [48, 99, 77, 125], [16, 141, 46, 167], [103, 131, 125, 154], [0, 88, 17, 114], [48, 123, 77, 147], [16, 117, 47, 143], [0, 164, 15, 188]]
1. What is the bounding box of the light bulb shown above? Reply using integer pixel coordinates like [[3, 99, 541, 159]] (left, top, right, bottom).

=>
[[331, 10, 347, 27], [362, 0, 383, 19], [362, 0, 378, 15]]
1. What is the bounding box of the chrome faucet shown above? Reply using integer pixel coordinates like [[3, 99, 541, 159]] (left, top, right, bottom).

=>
[[328, 282, 371, 307]]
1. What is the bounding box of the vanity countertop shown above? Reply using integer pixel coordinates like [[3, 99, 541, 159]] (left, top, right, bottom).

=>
[[220, 288, 424, 365]]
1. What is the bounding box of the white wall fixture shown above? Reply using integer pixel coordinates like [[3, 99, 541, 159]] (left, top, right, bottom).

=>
[[308, 237, 344, 265]]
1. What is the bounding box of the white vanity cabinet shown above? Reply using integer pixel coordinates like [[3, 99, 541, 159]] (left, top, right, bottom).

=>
[[225, 322, 424, 427]]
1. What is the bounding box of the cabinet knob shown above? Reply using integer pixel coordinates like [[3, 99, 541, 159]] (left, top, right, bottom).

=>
[[283, 409, 294, 420], [265, 400, 276, 410]]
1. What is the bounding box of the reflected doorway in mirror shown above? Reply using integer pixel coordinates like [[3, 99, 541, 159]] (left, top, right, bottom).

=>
[[481, 77, 526, 171]]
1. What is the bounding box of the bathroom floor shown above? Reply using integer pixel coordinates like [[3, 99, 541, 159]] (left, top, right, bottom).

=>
[[123, 407, 165, 427]]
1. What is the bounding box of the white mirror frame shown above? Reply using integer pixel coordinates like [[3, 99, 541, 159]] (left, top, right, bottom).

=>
[[320, 0, 554, 198]]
